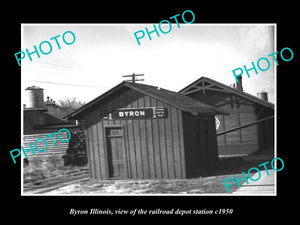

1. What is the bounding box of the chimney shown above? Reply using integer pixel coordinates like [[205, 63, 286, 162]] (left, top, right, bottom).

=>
[[257, 91, 268, 101], [236, 76, 243, 91], [25, 86, 45, 109]]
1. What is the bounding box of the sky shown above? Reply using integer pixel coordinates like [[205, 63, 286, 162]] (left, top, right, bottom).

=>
[[21, 23, 276, 105]]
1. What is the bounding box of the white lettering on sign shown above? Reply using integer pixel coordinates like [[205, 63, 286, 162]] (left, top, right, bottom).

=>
[[119, 110, 147, 117], [111, 107, 167, 120]]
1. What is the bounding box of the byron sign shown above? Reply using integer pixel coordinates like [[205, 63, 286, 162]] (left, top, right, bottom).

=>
[[111, 107, 168, 120]]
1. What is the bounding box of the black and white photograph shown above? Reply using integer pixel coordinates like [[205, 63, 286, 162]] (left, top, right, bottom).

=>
[[20, 23, 276, 195], [4, 5, 296, 220]]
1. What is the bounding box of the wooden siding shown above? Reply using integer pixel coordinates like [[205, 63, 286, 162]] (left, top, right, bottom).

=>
[[180, 77, 274, 157], [257, 107, 274, 150], [84, 88, 186, 180], [188, 91, 259, 156], [23, 132, 69, 158], [216, 100, 259, 156], [182, 113, 218, 177]]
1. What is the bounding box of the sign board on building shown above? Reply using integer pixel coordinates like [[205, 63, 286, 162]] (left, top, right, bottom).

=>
[[110, 107, 168, 120]]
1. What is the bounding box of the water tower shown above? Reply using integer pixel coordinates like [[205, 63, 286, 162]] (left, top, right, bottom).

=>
[[25, 86, 45, 109]]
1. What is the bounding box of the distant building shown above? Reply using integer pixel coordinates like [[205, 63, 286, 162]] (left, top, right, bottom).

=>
[[179, 76, 274, 157], [23, 86, 77, 135], [23, 86, 79, 167]]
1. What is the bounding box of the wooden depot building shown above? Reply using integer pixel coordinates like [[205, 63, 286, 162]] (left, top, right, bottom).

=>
[[66, 81, 227, 180], [179, 76, 274, 157]]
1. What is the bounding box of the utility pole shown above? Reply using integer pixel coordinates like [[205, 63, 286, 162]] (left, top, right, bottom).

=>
[[122, 73, 144, 83]]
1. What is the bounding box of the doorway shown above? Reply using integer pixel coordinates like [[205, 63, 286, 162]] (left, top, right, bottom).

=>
[[105, 126, 127, 179]]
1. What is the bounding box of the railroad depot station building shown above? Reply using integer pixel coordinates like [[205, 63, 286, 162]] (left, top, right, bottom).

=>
[[23, 76, 274, 180], [65, 79, 274, 180], [66, 81, 227, 179], [179, 77, 274, 157]]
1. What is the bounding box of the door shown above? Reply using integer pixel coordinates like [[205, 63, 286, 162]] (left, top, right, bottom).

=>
[[105, 126, 127, 179]]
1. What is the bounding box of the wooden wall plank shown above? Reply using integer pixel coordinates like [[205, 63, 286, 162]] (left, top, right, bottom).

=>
[[91, 110, 101, 179], [138, 97, 150, 179], [177, 110, 186, 178], [126, 119, 138, 178], [124, 120, 132, 178], [82, 117, 91, 178], [171, 108, 181, 178], [144, 96, 156, 178], [182, 112, 193, 177], [207, 116, 218, 166], [98, 120, 108, 179], [150, 97, 162, 178], [131, 100, 143, 178], [224, 113, 239, 144], [165, 103, 175, 179], [156, 100, 168, 178], [199, 117, 208, 169], [87, 125, 96, 179]]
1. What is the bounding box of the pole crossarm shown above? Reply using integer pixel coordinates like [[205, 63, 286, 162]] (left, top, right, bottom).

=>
[[122, 73, 144, 83]]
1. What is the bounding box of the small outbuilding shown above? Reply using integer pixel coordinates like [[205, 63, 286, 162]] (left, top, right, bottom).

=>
[[66, 81, 227, 180]]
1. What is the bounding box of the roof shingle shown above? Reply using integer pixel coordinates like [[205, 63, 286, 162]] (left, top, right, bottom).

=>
[[65, 81, 227, 120]]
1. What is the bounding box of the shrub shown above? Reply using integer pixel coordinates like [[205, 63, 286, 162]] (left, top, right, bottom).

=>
[[62, 130, 87, 166]]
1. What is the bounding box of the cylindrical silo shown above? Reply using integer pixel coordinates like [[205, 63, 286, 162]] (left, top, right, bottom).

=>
[[25, 86, 45, 108]]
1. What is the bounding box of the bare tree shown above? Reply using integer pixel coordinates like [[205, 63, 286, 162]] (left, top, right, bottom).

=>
[[57, 98, 86, 109]]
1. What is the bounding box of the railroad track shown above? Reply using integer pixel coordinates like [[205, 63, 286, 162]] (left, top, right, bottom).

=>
[[23, 169, 90, 194]]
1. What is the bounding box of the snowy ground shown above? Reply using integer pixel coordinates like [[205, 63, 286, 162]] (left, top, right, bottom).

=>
[[23, 150, 274, 195], [27, 174, 236, 195]]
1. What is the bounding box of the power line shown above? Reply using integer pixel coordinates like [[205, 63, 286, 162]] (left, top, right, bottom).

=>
[[30, 57, 81, 71], [25, 79, 110, 88]]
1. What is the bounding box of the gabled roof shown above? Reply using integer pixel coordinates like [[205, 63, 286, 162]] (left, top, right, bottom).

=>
[[45, 104, 75, 121], [44, 112, 70, 125], [179, 77, 274, 109], [65, 81, 227, 120]]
